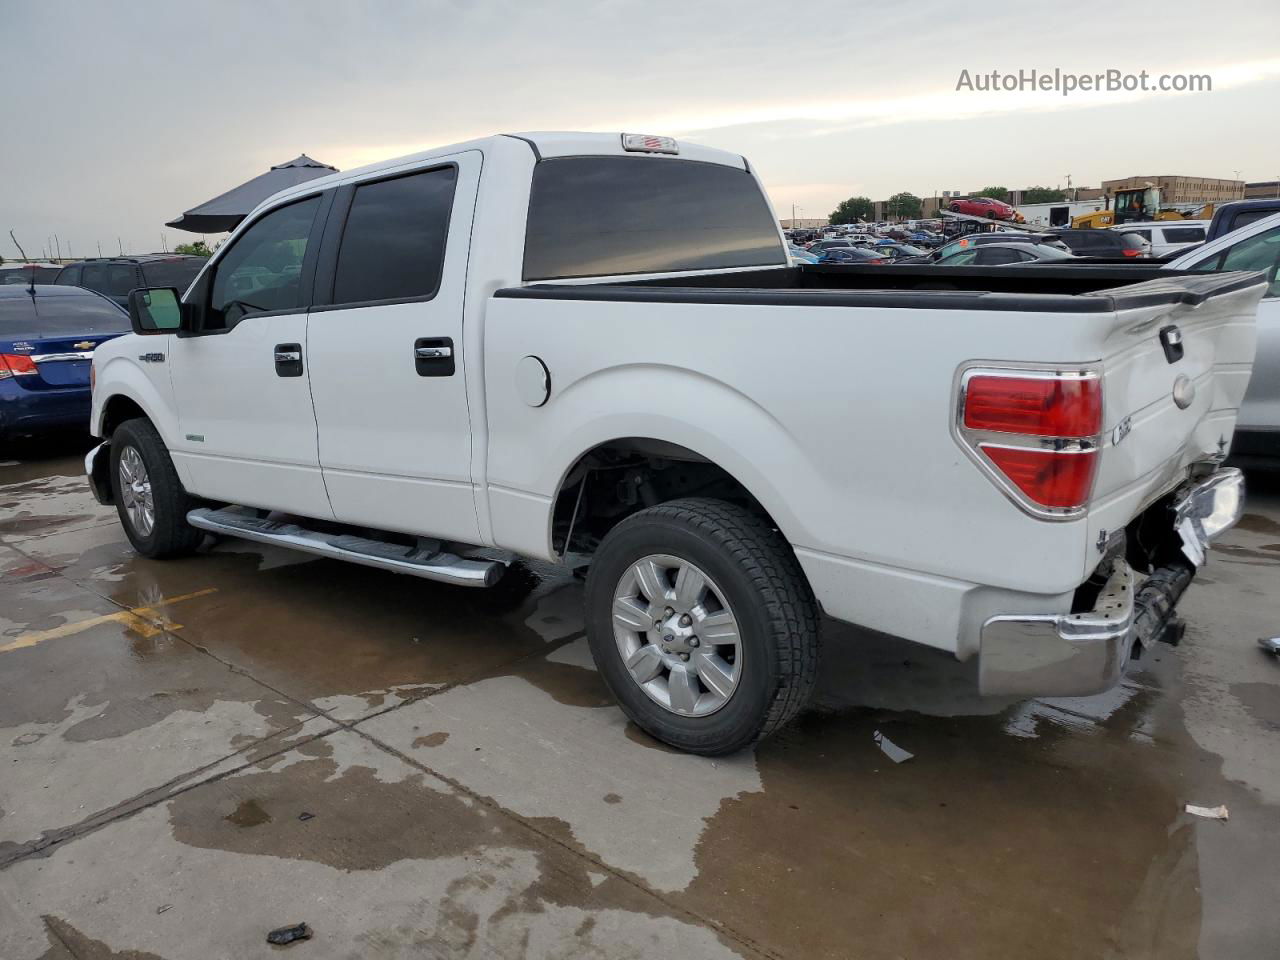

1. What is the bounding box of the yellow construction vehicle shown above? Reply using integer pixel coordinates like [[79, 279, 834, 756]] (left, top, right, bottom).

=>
[[1070, 188, 1216, 229]]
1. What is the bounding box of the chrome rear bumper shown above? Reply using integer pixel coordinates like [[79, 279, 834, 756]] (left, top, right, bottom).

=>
[[978, 468, 1244, 697]]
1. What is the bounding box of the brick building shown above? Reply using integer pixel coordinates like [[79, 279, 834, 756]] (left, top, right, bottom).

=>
[[1100, 176, 1244, 205]]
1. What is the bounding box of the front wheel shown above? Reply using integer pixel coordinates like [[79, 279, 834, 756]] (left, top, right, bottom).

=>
[[109, 419, 204, 558], [584, 498, 819, 755]]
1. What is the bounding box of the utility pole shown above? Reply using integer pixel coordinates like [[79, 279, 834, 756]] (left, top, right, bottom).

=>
[[54, 235, 61, 261], [9, 230, 29, 260], [117, 237, 123, 255], [97, 241, 103, 257]]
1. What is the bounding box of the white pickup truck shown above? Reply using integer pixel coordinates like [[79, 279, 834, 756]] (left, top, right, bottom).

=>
[[87, 132, 1260, 755]]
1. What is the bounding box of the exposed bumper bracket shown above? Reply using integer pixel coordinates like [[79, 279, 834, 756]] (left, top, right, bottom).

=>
[[978, 467, 1243, 698]]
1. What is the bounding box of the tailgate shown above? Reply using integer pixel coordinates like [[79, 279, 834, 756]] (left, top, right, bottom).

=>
[[1086, 270, 1264, 570]]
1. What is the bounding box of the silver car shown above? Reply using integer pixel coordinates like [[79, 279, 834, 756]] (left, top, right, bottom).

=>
[[1169, 211, 1280, 459]]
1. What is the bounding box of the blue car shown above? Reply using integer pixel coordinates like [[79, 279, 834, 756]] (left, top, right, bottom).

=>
[[0, 285, 129, 442]]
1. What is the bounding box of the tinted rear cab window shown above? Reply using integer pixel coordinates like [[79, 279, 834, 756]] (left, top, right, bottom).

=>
[[331, 166, 457, 305], [523, 157, 785, 280]]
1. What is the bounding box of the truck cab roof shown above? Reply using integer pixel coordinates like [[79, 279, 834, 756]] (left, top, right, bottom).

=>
[[260, 132, 748, 215]]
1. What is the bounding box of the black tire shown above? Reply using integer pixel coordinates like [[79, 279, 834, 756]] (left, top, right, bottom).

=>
[[949, 203, 962, 213], [584, 498, 819, 755], [109, 418, 203, 558]]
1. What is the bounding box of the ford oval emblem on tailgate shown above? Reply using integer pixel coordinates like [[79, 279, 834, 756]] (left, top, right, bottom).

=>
[[1172, 374, 1195, 409]]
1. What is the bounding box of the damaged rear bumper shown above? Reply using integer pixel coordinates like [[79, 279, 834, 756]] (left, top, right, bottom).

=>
[[978, 468, 1244, 697]]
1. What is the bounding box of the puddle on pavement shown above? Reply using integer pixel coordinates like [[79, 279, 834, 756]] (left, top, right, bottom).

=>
[[1229, 681, 1280, 730], [678, 685, 1203, 960], [36, 916, 167, 960], [161, 735, 748, 954]]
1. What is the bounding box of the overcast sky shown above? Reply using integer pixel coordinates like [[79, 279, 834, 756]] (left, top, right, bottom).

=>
[[4, 0, 1280, 259]]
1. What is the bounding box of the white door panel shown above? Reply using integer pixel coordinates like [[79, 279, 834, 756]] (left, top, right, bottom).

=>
[[306, 152, 481, 543], [169, 313, 332, 517], [168, 192, 332, 518]]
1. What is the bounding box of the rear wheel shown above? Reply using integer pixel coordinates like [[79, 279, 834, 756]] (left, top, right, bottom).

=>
[[109, 419, 203, 558], [585, 498, 819, 755]]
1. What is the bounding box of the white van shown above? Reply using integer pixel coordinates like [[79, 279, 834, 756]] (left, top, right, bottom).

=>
[[1112, 221, 1209, 257]]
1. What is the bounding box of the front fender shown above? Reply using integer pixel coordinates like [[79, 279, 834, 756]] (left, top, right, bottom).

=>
[[91, 354, 179, 445]]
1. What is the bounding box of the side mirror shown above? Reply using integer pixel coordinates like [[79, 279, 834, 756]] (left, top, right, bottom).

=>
[[128, 287, 184, 335]]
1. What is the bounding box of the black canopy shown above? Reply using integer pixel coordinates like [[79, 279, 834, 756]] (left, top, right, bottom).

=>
[[165, 155, 337, 234]]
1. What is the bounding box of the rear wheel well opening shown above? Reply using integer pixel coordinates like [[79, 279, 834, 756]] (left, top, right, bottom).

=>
[[550, 439, 782, 557], [100, 395, 149, 439]]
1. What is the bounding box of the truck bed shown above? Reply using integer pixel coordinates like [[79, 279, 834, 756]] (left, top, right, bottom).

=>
[[487, 264, 1263, 658], [496, 263, 1262, 312]]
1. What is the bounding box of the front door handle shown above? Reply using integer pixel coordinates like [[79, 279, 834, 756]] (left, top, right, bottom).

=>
[[274, 342, 303, 377], [414, 337, 455, 377]]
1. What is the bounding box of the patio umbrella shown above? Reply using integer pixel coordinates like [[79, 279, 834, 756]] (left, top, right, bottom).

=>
[[165, 155, 337, 234]]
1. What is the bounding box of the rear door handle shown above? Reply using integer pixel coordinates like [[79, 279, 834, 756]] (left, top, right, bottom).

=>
[[274, 342, 303, 377], [414, 337, 455, 377]]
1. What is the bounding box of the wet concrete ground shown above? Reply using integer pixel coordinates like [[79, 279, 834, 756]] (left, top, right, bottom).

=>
[[1, 442, 1277, 959]]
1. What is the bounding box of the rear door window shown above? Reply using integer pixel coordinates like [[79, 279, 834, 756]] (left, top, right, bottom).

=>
[[1162, 227, 1206, 244], [81, 263, 107, 291], [331, 166, 457, 306], [524, 157, 786, 280], [106, 264, 140, 298], [56, 265, 82, 285]]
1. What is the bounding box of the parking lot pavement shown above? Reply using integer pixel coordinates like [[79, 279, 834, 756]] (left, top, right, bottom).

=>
[[1, 447, 1278, 959]]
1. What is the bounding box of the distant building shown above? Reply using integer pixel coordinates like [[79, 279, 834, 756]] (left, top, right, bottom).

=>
[[779, 217, 829, 229], [1245, 181, 1280, 199], [1101, 175, 1244, 205]]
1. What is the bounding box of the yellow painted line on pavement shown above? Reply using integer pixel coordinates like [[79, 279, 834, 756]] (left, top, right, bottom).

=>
[[0, 588, 218, 654]]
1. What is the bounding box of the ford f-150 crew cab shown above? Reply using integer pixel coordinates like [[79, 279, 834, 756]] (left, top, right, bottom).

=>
[[86, 132, 1262, 755]]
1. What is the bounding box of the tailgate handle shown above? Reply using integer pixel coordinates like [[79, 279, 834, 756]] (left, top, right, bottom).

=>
[[1159, 325, 1184, 364]]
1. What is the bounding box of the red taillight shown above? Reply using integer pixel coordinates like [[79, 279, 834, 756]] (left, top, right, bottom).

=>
[[0, 353, 38, 380], [959, 369, 1102, 515], [964, 375, 1101, 437], [979, 445, 1099, 509], [1122, 248, 1142, 257]]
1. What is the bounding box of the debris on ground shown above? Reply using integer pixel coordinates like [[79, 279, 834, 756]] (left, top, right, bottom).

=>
[[873, 730, 914, 764], [297, 811, 315, 821], [266, 923, 312, 946], [1258, 637, 1280, 656], [1185, 804, 1229, 820], [156, 904, 173, 915]]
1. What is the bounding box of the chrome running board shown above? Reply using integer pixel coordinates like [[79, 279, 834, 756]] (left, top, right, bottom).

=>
[[186, 507, 502, 587]]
